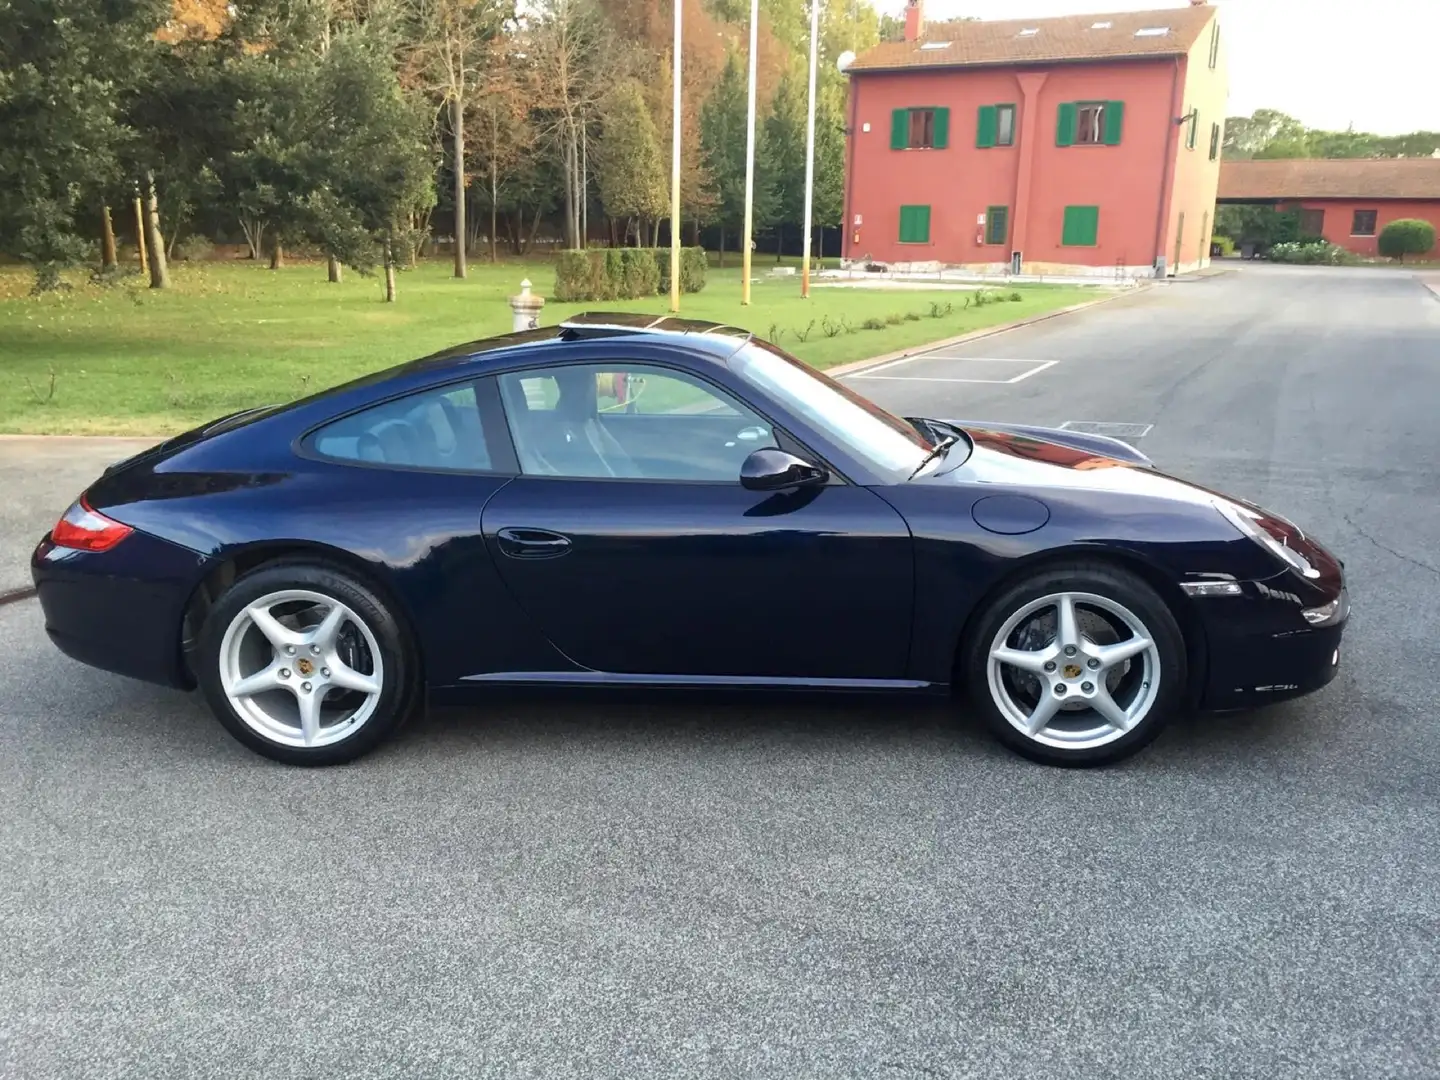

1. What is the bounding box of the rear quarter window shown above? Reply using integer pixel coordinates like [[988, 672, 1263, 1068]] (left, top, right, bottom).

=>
[[310, 382, 493, 472]]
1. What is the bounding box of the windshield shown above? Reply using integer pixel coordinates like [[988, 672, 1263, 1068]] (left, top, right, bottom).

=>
[[728, 340, 933, 476]]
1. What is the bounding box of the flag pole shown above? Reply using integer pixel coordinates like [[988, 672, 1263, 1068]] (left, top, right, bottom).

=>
[[801, 0, 820, 298], [670, 0, 683, 312], [741, 0, 759, 305]]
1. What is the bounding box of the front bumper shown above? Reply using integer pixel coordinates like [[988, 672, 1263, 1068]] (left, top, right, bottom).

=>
[[1196, 575, 1349, 711], [32, 529, 205, 689]]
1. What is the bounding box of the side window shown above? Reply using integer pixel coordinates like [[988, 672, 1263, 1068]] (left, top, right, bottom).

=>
[[310, 382, 492, 472], [497, 363, 777, 482]]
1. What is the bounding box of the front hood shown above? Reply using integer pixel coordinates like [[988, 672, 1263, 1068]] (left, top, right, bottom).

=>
[[922, 419, 1217, 508]]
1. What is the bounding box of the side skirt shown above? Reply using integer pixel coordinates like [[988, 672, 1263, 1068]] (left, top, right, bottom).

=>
[[458, 671, 943, 693]]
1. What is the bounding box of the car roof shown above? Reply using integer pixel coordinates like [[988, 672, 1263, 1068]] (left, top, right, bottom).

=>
[[408, 311, 754, 376]]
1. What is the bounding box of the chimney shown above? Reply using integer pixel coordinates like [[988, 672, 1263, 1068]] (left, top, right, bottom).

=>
[[904, 0, 925, 42], [1188, 0, 1208, 5]]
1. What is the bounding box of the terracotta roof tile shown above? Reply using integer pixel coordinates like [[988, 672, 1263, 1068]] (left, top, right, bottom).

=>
[[1218, 158, 1440, 201], [848, 6, 1215, 72]]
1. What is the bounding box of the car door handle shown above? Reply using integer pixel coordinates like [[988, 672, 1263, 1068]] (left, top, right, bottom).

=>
[[496, 527, 573, 560]]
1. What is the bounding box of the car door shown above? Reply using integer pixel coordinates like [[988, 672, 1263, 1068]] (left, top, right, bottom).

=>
[[479, 358, 916, 681]]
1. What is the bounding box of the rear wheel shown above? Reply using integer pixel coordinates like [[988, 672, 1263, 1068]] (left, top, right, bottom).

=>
[[196, 562, 419, 766], [962, 563, 1186, 766]]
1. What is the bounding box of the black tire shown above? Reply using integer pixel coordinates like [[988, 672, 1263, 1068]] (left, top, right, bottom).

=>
[[960, 561, 1186, 767], [196, 561, 421, 766]]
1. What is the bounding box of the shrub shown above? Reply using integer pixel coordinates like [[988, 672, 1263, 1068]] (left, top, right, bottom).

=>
[[1211, 233, 1236, 257], [554, 250, 591, 302], [651, 247, 708, 294], [903, 311, 921, 322], [861, 316, 886, 330], [1007, 290, 1022, 302], [1378, 219, 1436, 262], [175, 235, 215, 262], [884, 312, 902, 325], [618, 247, 659, 298], [1267, 240, 1359, 266]]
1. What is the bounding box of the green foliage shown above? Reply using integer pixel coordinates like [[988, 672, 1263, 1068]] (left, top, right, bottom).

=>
[[1377, 219, 1436, 261], [701, 54, 776, 243], [595, 78, 667, 224], [1214, 204, 1301, 250], [1211, 233, 1236, 257], [1267, 240, 1359, 265], [762, 76, 806, 229], [0, 0, 170, 286], [553, 250, 590, 301], [653, 247, 708, 295], [1223, 108, 1440, 161], [615, 248, 654, 298]]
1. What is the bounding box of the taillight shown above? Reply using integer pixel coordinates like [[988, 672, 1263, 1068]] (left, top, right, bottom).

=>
[[51, 497, 133, 552]]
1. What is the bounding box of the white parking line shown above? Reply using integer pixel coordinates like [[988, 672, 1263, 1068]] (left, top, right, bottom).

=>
[[1059, 420, 1154, 438], [852, 360, 1058, 385]]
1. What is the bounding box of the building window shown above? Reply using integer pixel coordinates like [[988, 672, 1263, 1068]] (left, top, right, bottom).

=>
[[899, 204, 931, 244], [1209, 122, 1221, 161], [1299, 208, 1326, 237], [1185, 110, 1198, 150], [976, 104, 1016, 148], [1062, 205, 1100, 247], [1351, 209, 1378, 236], [1208, 21, 1221, 69], [891, 107, 950, 150], [985, 206, 1009, 246], [1057, 101, 1123, 146]]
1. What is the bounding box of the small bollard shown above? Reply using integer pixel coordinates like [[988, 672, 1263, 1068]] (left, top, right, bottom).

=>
[[508, 278, 545, 332]]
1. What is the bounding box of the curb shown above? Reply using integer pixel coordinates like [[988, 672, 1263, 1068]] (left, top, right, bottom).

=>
[[0, 586, 37, 608], [824, 284, 1150, 378]]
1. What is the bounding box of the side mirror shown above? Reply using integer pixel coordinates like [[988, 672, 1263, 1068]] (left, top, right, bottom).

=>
[[740, 448, 827, 492]]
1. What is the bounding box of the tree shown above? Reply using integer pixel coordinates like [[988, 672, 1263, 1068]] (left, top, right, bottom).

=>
[[761, 74, 805, 259], [0, 0, 169, 289], [594, 79, 667, 243], [467, 36, 534, 262], [1377, 219, 1436, 263], [403, 0, 505, 279], [700, 52, 774, 265], [1222, 109, 1307, 160]]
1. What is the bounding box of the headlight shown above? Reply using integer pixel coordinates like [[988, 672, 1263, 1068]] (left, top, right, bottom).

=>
[[1213, 498, 1320, 579]]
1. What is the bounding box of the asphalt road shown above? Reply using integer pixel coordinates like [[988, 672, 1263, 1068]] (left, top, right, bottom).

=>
[[3, 263, 1438, 1079]]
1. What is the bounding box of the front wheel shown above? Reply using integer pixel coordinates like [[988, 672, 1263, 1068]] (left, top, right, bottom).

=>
[[196, 562, 419, 766], [962, 563, 1186, 767]]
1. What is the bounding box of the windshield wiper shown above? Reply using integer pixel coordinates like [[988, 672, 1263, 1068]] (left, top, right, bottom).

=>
[[908, 435, 958, 480]]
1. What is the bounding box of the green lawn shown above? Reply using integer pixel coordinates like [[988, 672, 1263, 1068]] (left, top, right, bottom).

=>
[[0, 258, 1100, 435]]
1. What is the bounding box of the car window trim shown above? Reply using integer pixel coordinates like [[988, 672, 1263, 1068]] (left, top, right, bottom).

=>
[[489, 356, 853, 486], [295, 373, 511, 477]]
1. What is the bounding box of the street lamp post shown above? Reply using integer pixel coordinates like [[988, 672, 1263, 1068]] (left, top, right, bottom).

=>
[[741, 0, 759, 305]]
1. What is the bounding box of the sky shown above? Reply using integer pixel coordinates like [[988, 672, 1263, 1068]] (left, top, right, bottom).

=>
[[873, 0, 1437, 135]]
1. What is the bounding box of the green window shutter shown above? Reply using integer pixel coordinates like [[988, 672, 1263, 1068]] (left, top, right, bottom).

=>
[[932, 107, 950, 149], [891, 109, 909, 149], [1062, 206, 1099, 246], [1103, 100, 1125, 145], [986, 206, 1009, 246], [899, 205, 930, 243], [977, 105, 997, 148], [1056, 102, 1077, 146]]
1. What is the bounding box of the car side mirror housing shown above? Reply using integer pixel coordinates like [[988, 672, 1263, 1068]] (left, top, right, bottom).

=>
[[740, 448, 827, 491]]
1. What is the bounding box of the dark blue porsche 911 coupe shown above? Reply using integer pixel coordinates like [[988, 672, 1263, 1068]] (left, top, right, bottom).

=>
[[33, 313, 1348, 767]]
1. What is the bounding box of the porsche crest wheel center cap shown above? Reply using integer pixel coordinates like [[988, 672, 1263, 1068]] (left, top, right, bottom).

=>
[[296, 658, 315, 677], [1063, 663, 1082, 679]]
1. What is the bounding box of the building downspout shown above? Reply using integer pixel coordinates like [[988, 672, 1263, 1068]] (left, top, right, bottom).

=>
[[842, 76, 859, 263], [1154, 56, 1184, 274]]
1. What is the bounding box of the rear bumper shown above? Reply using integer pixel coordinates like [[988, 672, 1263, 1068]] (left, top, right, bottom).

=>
[[1197, 577, 1349, 711], [32, 530, 204, 690]]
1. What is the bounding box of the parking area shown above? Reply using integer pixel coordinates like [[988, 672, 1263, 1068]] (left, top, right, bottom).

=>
[[3, 264, 1440, 1078]]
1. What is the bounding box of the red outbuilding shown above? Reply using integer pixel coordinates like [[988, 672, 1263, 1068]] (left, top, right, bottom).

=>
[[841, 1, 1227, 278], [1217, 158, 1440, 258]]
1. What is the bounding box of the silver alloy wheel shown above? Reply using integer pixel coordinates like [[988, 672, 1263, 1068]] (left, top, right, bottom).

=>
[[218, 588, 384, 749], [986, 591, 1161, 751]]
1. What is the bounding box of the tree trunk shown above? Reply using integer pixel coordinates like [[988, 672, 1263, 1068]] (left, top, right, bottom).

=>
[[526, 207, 542, 255], [269, 237, 284, 270], [718, 225, 725, 268], [776, 222, 784, 263], [143, 172, 170, 289], [562, 134, 577, 249], [384, 241, 397, 302], [327, 255, 342, 283], [690, 219, 700, 247], [451, 96, 466, 278], [489, 150, 498, 264], [100, 205, 118, 270]]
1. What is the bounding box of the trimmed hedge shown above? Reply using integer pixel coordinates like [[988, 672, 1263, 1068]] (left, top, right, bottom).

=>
[[1378, 219, 1436, 262], [554, 246, 706, 303], [653, 247, 707, 295]]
